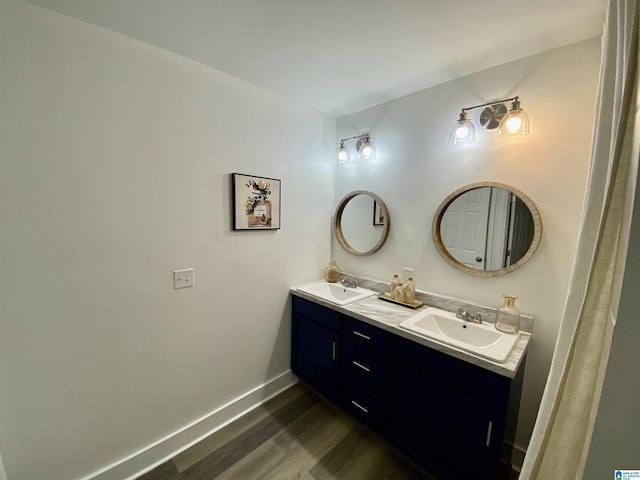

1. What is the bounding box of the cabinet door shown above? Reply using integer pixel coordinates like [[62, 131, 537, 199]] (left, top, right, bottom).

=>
[[291, 314, 340, 403], [388, 362, 499, 480]]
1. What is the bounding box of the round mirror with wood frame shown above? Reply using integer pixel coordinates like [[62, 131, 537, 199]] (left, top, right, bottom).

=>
[[432, 182, 542, 277], [334, 190, 390, 256]]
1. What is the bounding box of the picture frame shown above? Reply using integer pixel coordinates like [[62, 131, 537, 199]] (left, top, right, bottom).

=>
[[232, 173, 281, 230], [373, 200, 385, 226]]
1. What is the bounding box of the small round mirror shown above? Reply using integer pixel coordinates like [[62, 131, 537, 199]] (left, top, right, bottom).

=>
[[335, 190, 390, 256], [432, 182, 542, 277]]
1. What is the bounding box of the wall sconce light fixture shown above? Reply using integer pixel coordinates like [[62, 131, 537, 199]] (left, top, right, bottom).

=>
[[448, 96, 530, 144], [337, 134, 376, 164]]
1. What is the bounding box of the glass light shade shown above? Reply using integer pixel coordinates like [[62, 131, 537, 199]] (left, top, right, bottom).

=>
[[337, 142, 350, 164], [357, 137, 376, 161], [498, 102, 530, 137], [448, 116, 476, 144]]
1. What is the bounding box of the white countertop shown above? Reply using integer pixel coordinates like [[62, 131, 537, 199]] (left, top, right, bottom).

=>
[[291, 287, 530, 379]]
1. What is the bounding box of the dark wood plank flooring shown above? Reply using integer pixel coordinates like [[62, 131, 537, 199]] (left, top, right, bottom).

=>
[[138, 384, 518, 480]]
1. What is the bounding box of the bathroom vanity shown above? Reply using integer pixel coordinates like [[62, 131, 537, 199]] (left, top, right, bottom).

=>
[[290, 286, 529, 480]]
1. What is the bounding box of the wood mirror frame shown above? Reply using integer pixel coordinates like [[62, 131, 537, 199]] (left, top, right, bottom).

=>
[[334, 190, 390, 256], [432, 181, 542, 277]]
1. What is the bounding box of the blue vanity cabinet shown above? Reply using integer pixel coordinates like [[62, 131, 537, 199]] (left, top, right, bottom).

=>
[[340, 317, 388, 433], [291, 294, 522, 480], [387, 336, 512, 480], [291, 296, 341, 403]]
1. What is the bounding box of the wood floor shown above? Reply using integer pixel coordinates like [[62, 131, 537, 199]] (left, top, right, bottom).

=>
[[138, 384, 518, 480]]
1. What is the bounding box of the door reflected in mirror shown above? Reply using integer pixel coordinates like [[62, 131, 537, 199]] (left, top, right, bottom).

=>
[[433, 182, 542, 277], [335, 191, 390, 256]]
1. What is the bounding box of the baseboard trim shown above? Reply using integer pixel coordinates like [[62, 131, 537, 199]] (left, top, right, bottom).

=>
[[501, 438, 527, 472], [510, 442, 527, 472], [82, 370, 298, 480]]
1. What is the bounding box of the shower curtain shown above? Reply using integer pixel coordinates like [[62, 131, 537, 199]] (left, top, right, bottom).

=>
[[520, 0, 640, 478]]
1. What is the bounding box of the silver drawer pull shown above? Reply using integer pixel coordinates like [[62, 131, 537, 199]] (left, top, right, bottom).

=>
[[352, 360, 370, 372], [332, 342, 337, 360], [351, 400, 368, 413], [353, 330, 371, 340], [486, 421, 493, 447]]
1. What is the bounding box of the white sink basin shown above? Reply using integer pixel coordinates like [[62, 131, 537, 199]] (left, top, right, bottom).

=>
[[400, 307, 520, 363], [296, 281, 377, 306]]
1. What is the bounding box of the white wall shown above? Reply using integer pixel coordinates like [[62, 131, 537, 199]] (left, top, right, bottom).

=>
[[335, 38, 602, 462], [0, 2, 335, 479]]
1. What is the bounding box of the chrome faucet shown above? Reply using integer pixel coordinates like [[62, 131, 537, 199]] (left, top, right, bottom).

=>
[[455, 306, 473, 321], [474, 312, 488, 324], [340, 275, 358, 288], [456, 306, 486, 324]]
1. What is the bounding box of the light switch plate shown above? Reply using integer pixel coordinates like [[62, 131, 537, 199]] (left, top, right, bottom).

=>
[[173, 268, 195, 289]]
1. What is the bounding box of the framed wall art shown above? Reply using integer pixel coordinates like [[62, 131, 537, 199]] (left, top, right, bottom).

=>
[[232, 173, 281, 230], [373, 200, 385, 226]]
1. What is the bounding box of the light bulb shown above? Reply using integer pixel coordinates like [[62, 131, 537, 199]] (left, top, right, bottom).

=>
[[448, 111, 475, 144], [505, 117, 522, 133], [455, 126, 470, 139], [498, 97, 529, 137], [357, 136, 376, 161], [336, 142, 350, 164]]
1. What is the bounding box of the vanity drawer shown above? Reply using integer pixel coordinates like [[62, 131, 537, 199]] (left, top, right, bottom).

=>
[[343, 317, 388, 353], [343, 339, 386, 395], [392, 336, 509, 407], [341, 377, 384, 433], [292, 296, 340, 331]]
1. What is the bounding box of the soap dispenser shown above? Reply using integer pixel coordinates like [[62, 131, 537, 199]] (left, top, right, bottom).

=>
[[404, 276, 416, 304], [390, 274, 402, 297], [323, 260, 342, 283], [495, 294, 521, 334]]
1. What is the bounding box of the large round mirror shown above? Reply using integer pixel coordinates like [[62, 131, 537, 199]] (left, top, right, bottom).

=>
[[432, 182, 542, 277], [335, 190, 390, 256]]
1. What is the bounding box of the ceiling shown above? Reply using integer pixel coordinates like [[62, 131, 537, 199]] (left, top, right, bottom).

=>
[[22, 0, 607, 116]]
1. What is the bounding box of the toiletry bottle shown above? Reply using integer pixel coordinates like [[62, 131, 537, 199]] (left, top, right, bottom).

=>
[[323, 260, 342, 283], [394, 285, 406, 302], [390, 274, 402, 297], [404, 276, 416, 304], [495, 294, 521, 334]]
